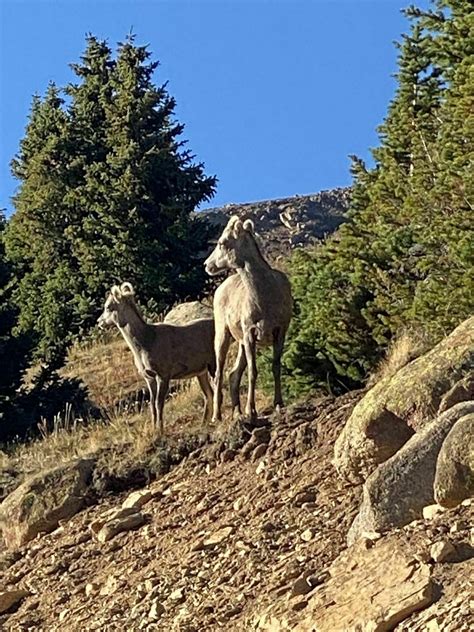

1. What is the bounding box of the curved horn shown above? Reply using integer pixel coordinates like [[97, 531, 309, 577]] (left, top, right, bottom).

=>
[[120, 282, 135, 296], [111, 285, 122, 301], [243, 219, 255, 233]]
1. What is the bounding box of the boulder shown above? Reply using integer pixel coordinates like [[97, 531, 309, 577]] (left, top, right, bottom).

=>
[[347, 402, 474, 543], [438, 373, 474, 413], [434, 412, 474, 507], [334, 316, 474, 483], [164, 301, 212, 326], [0, 458, 95, 550], [295, 538, 434, 632]]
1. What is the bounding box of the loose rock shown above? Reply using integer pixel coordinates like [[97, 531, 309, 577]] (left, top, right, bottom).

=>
[[430, 541, 455, 563], [122, 489, 152, 510], [0, 589, 30, 614]]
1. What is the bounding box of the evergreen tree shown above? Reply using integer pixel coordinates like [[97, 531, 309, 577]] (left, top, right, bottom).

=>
[[409, 1, 474, 334], [5, 35, 216, 364], [284, 1, 473, 396], [0, 212, 32, 429]]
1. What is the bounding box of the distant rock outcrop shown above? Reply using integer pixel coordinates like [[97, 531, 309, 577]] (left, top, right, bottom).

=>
[[164, 301, 213, 325], [199, 188, 351, 262]]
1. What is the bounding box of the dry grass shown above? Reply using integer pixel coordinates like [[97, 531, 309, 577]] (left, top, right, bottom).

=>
[[61, 332, 144, 411], [368, 329, 431, 386], [3, 334, 272, 484], [4, 381, 203, 480]]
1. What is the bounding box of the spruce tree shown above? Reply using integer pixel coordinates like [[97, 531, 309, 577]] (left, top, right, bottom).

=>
[[408, 1, 474, 334], [5, 35, 216, 364], [284, 1, 473, 396], [0, 212, 32, 429]]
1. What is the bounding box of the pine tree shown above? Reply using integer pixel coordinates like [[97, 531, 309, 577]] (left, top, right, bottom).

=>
[[283, 1, 472, 396], [5, 35, 216, 364], [0, 212, 32, 430], [408, 1, 474, 334], [5, 84, 76, 364]]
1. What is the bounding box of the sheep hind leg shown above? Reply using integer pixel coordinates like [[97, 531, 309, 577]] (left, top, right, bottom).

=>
[[156, 376, 170, 435], [229, 343, 247, 419], [197, 372, 214, 425], [212, 327, 231, 423]]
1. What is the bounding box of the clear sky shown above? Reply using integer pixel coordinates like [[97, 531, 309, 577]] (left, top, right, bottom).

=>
[[0, 0, 430, 213]]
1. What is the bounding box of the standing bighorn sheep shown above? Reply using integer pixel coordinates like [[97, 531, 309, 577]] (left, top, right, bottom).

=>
[[204, 217, 292, 421], [97, 283, 215, 433]]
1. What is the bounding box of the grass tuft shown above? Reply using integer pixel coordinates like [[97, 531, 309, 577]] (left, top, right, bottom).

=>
[[368, 329, 431, 386]]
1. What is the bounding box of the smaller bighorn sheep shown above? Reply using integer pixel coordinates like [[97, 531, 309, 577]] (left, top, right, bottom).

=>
[[204, 216, 292, 422], [98, 283, 215, 434]]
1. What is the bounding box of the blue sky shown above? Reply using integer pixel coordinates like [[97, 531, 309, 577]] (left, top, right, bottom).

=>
[[0, 0, 430, 213]]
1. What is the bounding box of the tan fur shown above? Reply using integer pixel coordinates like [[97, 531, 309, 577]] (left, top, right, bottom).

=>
[[97, 284, 215, 433], [204, 216, 292, 421]]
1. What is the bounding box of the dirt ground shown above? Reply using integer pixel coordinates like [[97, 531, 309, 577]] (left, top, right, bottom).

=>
[[1, 391, 472, 631]]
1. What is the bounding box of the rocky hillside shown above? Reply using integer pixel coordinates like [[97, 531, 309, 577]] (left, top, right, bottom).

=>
[[0, 394, 472, 631], [0, 315, 473, 630], [199, 187, 351, 262]]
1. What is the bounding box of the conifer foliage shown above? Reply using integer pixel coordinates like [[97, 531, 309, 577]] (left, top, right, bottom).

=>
[[0, 212, 32, 424], [284, 1, 473, 397], [5, 36, 216, 364]]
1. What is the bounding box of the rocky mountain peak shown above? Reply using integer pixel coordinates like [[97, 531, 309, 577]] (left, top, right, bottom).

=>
[[200, 187, 351, 261]]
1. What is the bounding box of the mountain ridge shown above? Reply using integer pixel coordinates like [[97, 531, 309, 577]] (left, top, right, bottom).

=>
[[198, 187, 351, 261]]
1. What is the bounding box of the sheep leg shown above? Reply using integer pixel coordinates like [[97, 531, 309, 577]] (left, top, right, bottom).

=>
[[213, 327, 231, 422], [229, 344, 247, 418], [146, 377, 158, 428], [243, 331, 258, 421], [272, 328, 285, 411], [156, 376, 169, 435], [197, 372, 214, 424]]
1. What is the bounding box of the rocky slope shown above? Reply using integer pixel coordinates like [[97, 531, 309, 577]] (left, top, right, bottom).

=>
[[199, 188, 351, 262], [0, 383, 472, 631]]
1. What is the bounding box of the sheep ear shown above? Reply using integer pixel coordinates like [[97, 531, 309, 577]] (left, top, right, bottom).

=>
[[111, 285, 122, 301], [243, 219, 254, 234], [120, 282, 134, 296]]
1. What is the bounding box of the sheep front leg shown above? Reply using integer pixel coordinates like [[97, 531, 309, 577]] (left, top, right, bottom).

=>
[[243, 330, 258, 421], [213, 326, 231, 423], [156, 376, 170, 435], [197, 372, 214, 425], [145, 377, 158, 428]]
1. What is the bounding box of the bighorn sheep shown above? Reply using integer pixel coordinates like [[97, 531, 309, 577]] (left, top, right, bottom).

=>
[[97, 283, 215, 433], [204, 217, 292, 421]]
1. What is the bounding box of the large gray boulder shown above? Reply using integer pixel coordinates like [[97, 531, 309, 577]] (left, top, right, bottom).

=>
[[164, 301, 213, 326], [434, 412, 474, 508], [438, 373, 474, 414], [347, 402, 474, 543], [334, 316, 474, 483], [0, 458, 95, 550]]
